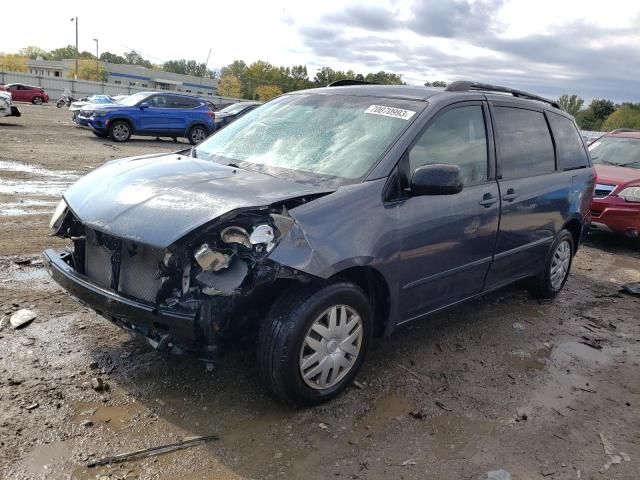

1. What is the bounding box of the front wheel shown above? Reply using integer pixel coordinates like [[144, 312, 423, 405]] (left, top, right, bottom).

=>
[[530, 229, 574, 299], [56, 100, 65, 108], [32, 96, 44, 105], [187, 125, 208, 145], [257, 282, 372, 406], [109, 120, 131, 142]]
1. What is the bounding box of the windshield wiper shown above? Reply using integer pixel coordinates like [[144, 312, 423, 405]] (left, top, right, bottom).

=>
[[619, 160, 640, 167]]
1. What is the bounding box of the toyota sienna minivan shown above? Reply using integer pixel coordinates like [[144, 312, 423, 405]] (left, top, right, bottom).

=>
[[44, 81, 595, 405]]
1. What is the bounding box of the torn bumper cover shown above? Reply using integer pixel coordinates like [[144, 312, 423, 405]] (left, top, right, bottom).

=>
[[43, 249, 199, 351]]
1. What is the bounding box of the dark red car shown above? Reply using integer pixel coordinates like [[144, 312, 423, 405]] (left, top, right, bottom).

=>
[[589, 129, 640, 239], [0, 83, 49, 104]]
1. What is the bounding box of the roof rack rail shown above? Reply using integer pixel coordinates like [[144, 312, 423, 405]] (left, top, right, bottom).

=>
[[445, 81, 563, 110], [609, 128, 640, 134], [328, 79, 378, 87]]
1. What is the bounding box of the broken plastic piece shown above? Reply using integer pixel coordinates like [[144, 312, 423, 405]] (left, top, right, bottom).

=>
[[220, 226, 251, 248], [270, 213, 294, 239], [249, 224, 275, 245], [197, 258, 248, 295], [194, 244, 231, 271]]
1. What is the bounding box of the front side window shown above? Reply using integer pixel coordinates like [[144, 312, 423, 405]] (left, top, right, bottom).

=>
[[548, 112, 589, 170], [495, 107, 555, 179], [408, 105, 488, 187], [194, 94, 423, 184], [147, 95, 169, 108]]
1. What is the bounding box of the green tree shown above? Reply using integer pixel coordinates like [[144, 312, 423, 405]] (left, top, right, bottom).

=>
[[67, 59, 107, 81], [163, 59, 215, 78], [217, 74, 242, 98], [575, 99, 616, 130], [19, 46, 48, 59], [557, 94, 584, 117], [602, 105, 640, 130], [123, 50, 152, 68], [364, 71, 405, 85], [99, 52, 126, 64], [220, 60, 247, 79], [48, 45, 77, 61], [425, 80, 448, 87]]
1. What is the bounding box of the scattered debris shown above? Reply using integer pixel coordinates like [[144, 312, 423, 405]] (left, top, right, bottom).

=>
[[81, 420, 94, 427], [352, 380, 366, 390], [409, 409, 427, 420], [13, 258, 32, 266], [318, 423, 328, 430], [89, 361, 99, 370], [515, 407, 531, 422], [620, 282, 640, 296], [579, 337, 603, 350], [25, 403, 39, 411], [401, 459, 416, 466], [599, 433, 631, 474], [479, 469, 512, 480], [540, 467, 556, 477], [91, 377, 105, 392], [398, 363, 424, 382], [87, 434, 219, 467], [551, 407, 564, 417], [553, 434, 567, 441], [10, 309, 36, 329], [512, 322, 525, 333], [435, 400, 452, 412]]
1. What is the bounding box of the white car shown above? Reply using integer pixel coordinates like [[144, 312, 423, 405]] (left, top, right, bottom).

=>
[[0, 91, 20, 118]]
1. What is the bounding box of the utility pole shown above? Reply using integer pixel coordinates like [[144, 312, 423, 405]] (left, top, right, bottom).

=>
[[199, 48, 212, 87], [70, 17, 78, 79], [93, 38, 99, 81]]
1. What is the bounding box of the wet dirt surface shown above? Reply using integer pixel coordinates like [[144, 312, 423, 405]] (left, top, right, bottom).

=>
[[1, 105, 640, 479]]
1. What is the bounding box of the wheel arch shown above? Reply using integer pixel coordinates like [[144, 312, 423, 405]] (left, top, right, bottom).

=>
[[562, 216, 583, 253], [108, 116, 136, 134], [329, 265, 391, 337]]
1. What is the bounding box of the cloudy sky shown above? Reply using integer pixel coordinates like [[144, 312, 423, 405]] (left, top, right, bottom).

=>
[[3, 0, 639, 101]]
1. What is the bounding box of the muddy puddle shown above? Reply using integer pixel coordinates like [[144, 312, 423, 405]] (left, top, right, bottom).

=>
[[0, 160, 79, 212]]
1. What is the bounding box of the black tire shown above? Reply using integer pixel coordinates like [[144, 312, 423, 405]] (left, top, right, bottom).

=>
[[56, 100, 65, 108], [530, 229, 575, 299], [32, 96, 44, 105], [187, 125, 208, 145], [92, 131, 107, 138], [257, 281, 372, 406], [109, 120, 132, 142]]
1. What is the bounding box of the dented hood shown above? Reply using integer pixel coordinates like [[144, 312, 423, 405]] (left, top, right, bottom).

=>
[[63, 153, 328, 248]]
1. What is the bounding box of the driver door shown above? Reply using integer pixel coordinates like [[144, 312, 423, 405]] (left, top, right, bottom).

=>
[[138, 94, 171, 133], [394, 102, 500, 322]]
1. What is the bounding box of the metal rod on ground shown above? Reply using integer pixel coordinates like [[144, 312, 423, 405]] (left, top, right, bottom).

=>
[[87, 434, 219, 467]]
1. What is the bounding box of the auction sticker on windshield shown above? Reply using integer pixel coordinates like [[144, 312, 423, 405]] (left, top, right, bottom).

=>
[[365, 105, 416, 120]]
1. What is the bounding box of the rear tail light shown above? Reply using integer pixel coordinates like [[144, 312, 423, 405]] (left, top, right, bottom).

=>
[[207, 111, 215, 119]]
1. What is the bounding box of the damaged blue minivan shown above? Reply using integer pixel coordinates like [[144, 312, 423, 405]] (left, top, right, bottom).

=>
[[44, 81, 594, 405]]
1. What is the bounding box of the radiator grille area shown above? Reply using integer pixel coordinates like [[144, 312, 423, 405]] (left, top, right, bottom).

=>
[[84, 228, 164, 304]]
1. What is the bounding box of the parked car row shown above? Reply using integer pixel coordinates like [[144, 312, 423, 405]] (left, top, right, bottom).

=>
[[73, 91, 261, 144], [0, 83, 49, 104]]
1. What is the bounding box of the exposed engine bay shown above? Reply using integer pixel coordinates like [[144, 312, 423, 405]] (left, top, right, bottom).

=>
[[49, 197, 321, 359]]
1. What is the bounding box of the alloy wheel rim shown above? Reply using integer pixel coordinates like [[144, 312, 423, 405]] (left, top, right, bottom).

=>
[[550, 240, 571, 290], [113, 123, 129, 140], [299, 304, 363, 390], [192, 128, 206, 143], [34, 97, 42, 104]]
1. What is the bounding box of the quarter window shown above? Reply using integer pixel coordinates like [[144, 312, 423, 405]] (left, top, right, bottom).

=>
[[409, 105, 488, 187], [494, 107, 555, 179], [547, 112, 589, 170]]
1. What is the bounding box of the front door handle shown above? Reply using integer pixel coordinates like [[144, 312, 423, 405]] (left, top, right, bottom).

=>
[[502, 188, 518, 202], [479, 193, 498, 207]]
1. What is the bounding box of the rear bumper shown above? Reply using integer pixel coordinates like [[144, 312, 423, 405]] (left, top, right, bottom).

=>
[[43, 249, 201, 351], [591, 197, 640, 237]]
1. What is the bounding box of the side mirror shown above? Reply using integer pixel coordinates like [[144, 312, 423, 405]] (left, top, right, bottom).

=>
[[139, 102, 149, 110], [410, 164, 463, 196]]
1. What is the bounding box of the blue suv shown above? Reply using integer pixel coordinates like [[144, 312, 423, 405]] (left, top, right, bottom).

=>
[[78, 91, 215, 144]]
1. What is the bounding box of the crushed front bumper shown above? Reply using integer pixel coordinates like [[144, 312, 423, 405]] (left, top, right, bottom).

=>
[[43, 249, 200, 352], [591, 197, 640, 238]]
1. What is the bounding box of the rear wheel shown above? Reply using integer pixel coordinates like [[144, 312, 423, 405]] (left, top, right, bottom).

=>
[[188, 125, 208, 145], [257, 282, 372, 405], [530, 229, 574, 299], [32, 96, 44, 105], [109, 120, 131, 142]]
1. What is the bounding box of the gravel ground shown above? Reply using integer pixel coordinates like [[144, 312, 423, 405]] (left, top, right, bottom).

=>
[[1, 104, 639, 480]]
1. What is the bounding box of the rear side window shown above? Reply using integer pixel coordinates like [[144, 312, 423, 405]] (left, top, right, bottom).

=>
[[494, 107, 555, 179], [547, 112, 589, 170], [409, 105, 488, 187], [168, 96, 199, 109]]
